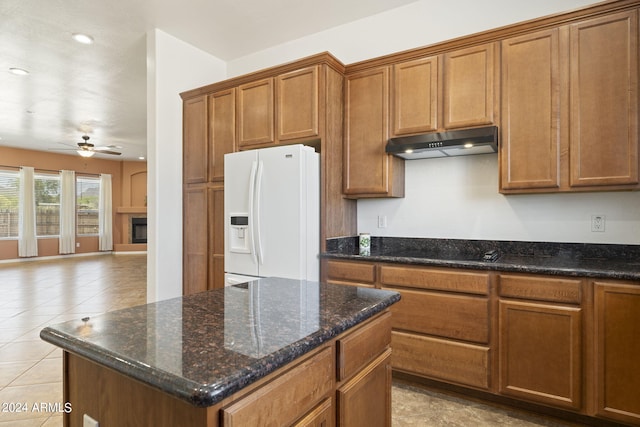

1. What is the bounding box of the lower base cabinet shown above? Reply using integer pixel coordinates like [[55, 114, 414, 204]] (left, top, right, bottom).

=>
[[595, 282, 640, 425], [324, 259, 640, 426], [498, 300, 582, 410]]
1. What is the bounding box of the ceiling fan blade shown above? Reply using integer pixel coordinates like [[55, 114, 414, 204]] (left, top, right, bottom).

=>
[[95, 150, 122, 155]]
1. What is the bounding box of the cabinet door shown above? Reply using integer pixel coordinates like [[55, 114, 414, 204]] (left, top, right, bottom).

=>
[[337, 349, 391, 427], [569, 10, 638, 187], [344, 67, 404, 198], [277, 66, 319, 141], [499, 300, 582, 410], [444, 43, 497, 129], [594, 282, 640, 424], [209, 185, 225, 290], [500, 29, 561, 191], [183, 96, 208, 183], [237, 78, 275, 148], [183, 186, 208, 295], [209, 89, 236, 182], [392, 56, 439, 136], [293, 398, 333, 427]]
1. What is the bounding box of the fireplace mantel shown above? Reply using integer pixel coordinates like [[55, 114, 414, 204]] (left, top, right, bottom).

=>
[[116, 207, 147, 214]]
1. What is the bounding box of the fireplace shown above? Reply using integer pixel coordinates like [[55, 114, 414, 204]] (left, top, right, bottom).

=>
[[131, 217, 147, 244]]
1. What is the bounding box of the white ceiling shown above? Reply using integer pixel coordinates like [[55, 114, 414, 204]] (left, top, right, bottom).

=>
[[0, 0, 418, 161]]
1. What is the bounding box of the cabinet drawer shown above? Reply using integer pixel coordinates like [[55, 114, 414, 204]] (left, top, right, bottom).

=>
[[337, 311, 391, 381], [499, 274, 582, 304], [386, 288, 489, 343], [392, 331, 490, 389], [326, 260, 376, 284], [222, 347, 334, 426], [380, 265, 489, 295]]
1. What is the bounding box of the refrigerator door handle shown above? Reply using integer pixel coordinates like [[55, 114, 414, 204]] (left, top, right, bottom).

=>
[[254, 160, 264, 265], [248, 160, 258, 265]]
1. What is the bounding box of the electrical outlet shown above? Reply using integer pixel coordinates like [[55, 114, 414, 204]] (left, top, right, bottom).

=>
[[591, 215, 606, 232], [76, 242, 80, 247], [83, 414, 99, 427], [377, 215, 387, 228]]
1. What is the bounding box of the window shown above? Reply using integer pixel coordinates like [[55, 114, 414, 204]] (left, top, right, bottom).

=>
[[35, 173, 60, 236], [77, 176, 100, 235], [0, 170, 19, 238]]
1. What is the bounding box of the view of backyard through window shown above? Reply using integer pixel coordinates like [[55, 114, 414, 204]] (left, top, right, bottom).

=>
[[0, 170, 100, 238]]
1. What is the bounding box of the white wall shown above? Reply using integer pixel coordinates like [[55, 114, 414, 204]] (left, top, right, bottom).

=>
[[147, 29, 226, 302], [227, 0, 640, 245]]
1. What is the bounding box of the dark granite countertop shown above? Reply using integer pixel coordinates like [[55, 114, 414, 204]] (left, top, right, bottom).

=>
[[323, 237, 640, 282], [40, 277, 400, 407]]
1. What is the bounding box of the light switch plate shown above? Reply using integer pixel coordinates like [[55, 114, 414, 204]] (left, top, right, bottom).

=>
[[83, 414, 99, 427]]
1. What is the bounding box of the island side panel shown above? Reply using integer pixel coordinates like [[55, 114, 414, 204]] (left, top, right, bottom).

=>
[[64, 352, 213, 427]]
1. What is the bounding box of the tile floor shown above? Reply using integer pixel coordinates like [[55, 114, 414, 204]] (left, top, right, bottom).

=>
[[0, 254, 575, 426]]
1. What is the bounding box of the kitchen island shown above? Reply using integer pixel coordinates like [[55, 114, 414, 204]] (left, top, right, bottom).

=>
[[40, 277, 400, 427]]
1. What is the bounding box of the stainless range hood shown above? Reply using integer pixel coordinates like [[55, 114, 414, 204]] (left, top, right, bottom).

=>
[[386, 126, 498, 160]]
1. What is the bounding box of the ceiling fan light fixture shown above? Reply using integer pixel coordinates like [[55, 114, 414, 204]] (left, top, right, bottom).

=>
[[9, 67, 30, 76], [72, 33, 94, 45], [77, 150, 95, 158]]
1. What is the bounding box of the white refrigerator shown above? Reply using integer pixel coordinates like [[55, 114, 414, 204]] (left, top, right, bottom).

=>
[[224, 144, 319, 286]]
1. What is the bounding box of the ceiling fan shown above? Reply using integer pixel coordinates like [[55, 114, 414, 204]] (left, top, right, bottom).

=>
[[61, 135, 122, 158]]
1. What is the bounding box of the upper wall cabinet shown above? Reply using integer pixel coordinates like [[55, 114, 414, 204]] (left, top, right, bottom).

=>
[[569, 10, 638, 188], [501, 9, 639, 193], [209, 88, 236, 182], [391, 42, 498, 138], [237, 78, 275, 148], [500, 28, 561, 191], [277, 66, 319, 141], [443, 43, 498, 129], [237, 65, 321, 150], [344, 67, 405, 198], [183, 96, 209, 184]]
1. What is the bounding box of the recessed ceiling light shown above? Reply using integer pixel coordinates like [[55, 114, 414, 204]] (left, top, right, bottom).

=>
[[9, 67, 29, 76], [72, 33, 94, 44]]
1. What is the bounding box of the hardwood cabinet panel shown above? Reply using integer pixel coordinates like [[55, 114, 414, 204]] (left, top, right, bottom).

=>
[[392, 331, 490, 389], [277, 66, 319, 141], [183, 186, 208, 295], [344, 67, 404, 198], [498, 274, 582, 304], [500, 29, 561, 190], [294, 398, 334, 427], [209, 89, 236, 182], [594, 282, 640, 424], [237, 78, 275, 148], [209, 186, 225, 289], [184, 96, 208, 184], [380, 265, 489, 295], [337, 349, 392, 427], [222, 347, 334, 427], [569, 10, 639, 187], [392, 56, 439, 136], [444, 43, 497, 129], [499, 300, 582, 410], [386, 287, 489, 343], [325, 260, 376, 285], [337, 312, 391, 381]]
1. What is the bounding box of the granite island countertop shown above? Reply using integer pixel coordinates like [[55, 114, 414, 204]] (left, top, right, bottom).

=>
[[323, 237, 640, 282], [40, 277, 400, 407]]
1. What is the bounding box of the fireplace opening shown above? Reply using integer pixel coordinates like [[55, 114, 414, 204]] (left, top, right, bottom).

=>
[[131, 217, 147, 244]]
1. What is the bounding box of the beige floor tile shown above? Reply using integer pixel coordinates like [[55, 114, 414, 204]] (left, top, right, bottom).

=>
[[11, 358, 63, 386], [0, 382, 62, 421], [0, 361, 35, 388], [0, 340, 57, 363], [0, 418, 49, 426], [41, 414, 63, 427]]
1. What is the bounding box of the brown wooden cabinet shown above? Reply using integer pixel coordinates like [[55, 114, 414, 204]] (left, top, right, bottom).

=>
[[237, 78, 275, 148], [498, 274, 583, 410], [183, 96, 209, 184], [392, 56, 439, 136], [344, 67, 404, 198], [443, 43, 498, 129], [500, 28, 562, 191], [594, 281, 640, 425], [277, 66, 320, 142], [209, 88, 236, 182], [183, 185, 209, 295], [569, 10, 639, 189], [501, 10, 639, 193]]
